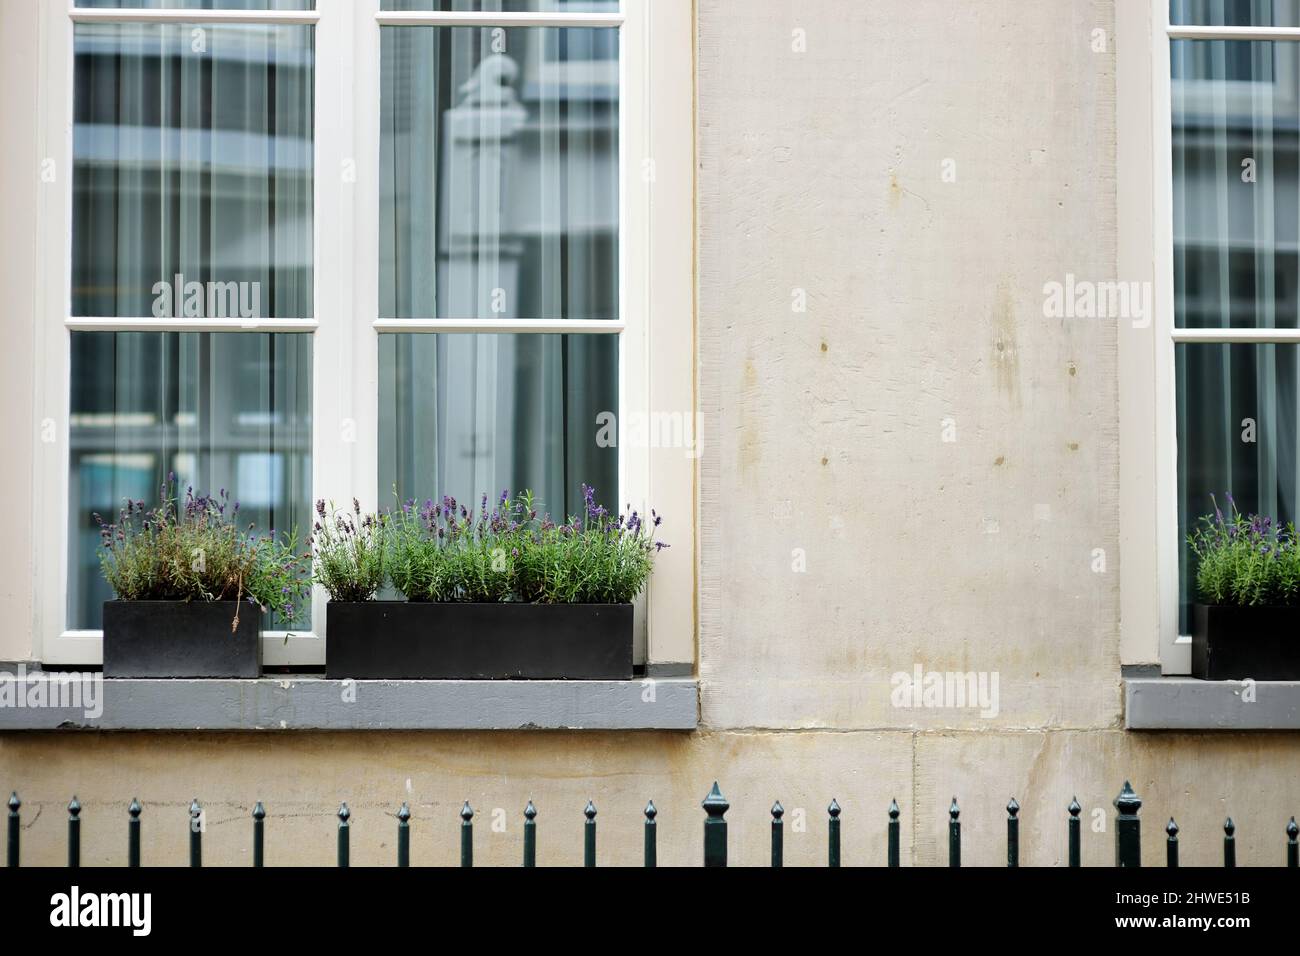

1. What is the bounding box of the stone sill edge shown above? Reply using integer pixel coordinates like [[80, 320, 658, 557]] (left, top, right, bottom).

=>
[[0, 676, 699, 732], [1124, 677, 1300, 730]]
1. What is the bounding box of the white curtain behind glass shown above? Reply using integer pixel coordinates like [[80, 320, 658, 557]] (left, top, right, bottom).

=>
[[378, 24, 618, 519], [1172, 26, 1300, 627]]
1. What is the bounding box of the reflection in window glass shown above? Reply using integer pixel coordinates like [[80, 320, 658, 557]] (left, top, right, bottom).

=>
[[73, 22, 313, 317], [1170, 0, 1300, 26], [1176, 344, 1299, 630], [379, 334, 617, 520], [380, 25, 618, 319], [1172, 40, 1300, 328], [68, 333, 313, 630]]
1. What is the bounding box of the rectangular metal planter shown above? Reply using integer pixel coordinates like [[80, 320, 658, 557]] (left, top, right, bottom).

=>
[[102, 600, 262, 678], [325, 602, 634, 680], [1191, 604, 1300, 681]]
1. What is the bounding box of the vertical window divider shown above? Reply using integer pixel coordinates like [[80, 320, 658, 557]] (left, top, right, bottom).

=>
[[35, 0, 79, 663]]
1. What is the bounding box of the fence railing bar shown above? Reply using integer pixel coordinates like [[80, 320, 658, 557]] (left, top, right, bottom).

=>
[[888, 798, 901, 868], [583, 800, 598, 868], [337, 802, 350, 868], [770, 801, 783, 869], [1223, 818, 1236, 868], [67, 796, 80, 868], [523, 801, 536, 869], [1114, 781, 1142, 868], [127, 798, 141, 868], [827, 799, 841, 868], [1067, 797, 1081, 867], [252, 801, 265, 868], [189, 798, 202, 868], [6, 792, 18, 868], [397, 802, 410, 868], [644, 801, 657, 869], [1006, 798, 1020, 868], [460, 802, 473, 868], [948, 798, 961, 868], [1166, 818, 1179, 868], [701, 783, 728, 867]]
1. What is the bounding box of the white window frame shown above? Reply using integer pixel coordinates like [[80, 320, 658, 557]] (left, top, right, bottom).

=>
[[1119, 1, 1300, 673], [32, 0, 696, 671]]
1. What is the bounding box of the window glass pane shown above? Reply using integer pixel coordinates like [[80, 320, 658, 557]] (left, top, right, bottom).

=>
[[69, 332, 313, 630], [1176, 343, 1299, 630], [379, 334, 617, 519], [76, 2, 314, 10], [379, 25, 618, 319], [1172, 39, 1300, 328], [73, 22, 313, 317], [381, 1, 617, 12], [1171, 1, 1300, 26]]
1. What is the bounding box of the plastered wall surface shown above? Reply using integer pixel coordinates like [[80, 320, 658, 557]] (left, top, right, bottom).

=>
[[697, 0, 1120, 731], [5, 0, 1300, 867]]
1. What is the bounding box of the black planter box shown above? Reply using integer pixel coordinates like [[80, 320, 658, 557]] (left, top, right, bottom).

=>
[[102, 600, 262, 678], [325, 602, 634, 680], [1191, 604, 1300, 680]]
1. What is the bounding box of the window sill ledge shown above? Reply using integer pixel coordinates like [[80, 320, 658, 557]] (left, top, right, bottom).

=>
[[0, 675, 698, 731], [1125, 677, 1300, 730]]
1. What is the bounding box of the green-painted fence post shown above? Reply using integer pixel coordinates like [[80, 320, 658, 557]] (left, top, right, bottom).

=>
[[1068, 797, 1081, 867], [6, 792, 18, 867], [701, 782, 728, 868], [67, 797, 81, 868], [1114, 781, 1142, 868], [770, 801, 783, 868], [828, 800, 841, 868], [522, 801, 536, 868], [1223, 818, 1236, 868], [252, 802, 265, 867], [397, 803, 410, 868], [1006, 798, 1019, 867], [948, 799, 961, 868], [128, 799, 141, 868], [337, 803, 350, 868], [460, 802, 473, 868], [643, 801, 656, 868], [1166, 818, 1179, 868], [888, 799, 900, 868], [583, 801, 597, 867], [189, 798, 202, 868], [1288, 818, 1298, 868]]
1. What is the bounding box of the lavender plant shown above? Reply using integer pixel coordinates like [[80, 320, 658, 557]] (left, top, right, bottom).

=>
[[1188, 494, 1300, 607], [95, 475, 311, 626], [387, 485, 667, 604], [312, 498, 388, 602]]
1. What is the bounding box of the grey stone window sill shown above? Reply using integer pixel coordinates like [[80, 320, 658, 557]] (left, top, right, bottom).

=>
[[1125, 677, 1300, 730], [0, 675, 698, 731]]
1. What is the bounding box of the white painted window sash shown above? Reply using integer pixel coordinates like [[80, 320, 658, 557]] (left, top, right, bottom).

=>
[[66, 318, 319, 333], [1168, 25, 1300, 42], [375, 10, 623, 29], [373, 319, 625, 334], [68, 7, 321, 26], [1126, 5, 1300, 673], [35, 0, 696, 671]]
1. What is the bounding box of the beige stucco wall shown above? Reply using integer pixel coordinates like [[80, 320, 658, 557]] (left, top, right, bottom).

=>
[[4, 0, 1300, 866]]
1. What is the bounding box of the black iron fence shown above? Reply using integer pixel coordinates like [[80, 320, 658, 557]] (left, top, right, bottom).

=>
[[7, 781, 1300, 867]]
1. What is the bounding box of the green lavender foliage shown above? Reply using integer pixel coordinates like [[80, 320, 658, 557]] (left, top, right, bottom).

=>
[[311, 499, 388, 601], [1189, 495, 1300, 607], [96, 476, 311, 622], [386, 486, 666, 604]]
